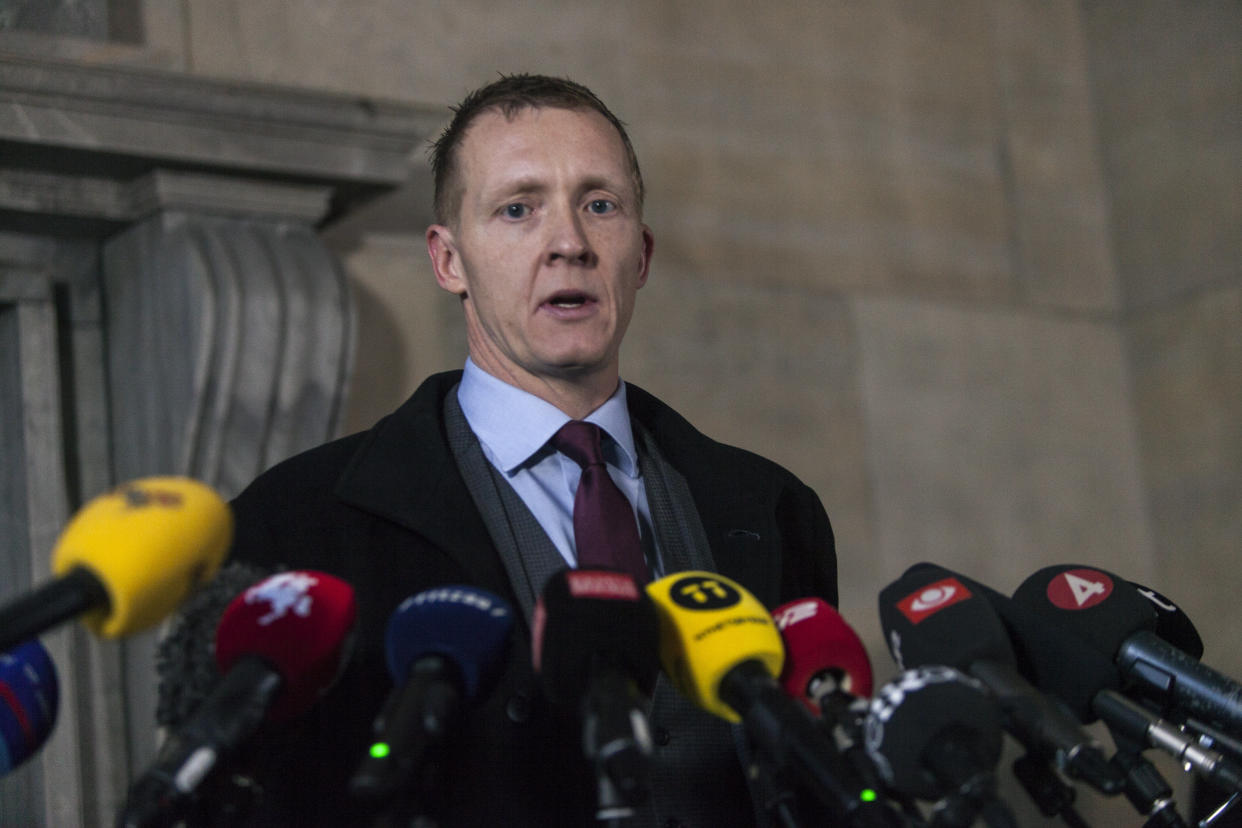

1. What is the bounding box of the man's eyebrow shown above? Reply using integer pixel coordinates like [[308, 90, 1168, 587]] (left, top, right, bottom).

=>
[[482, 176, 546, 202], [480, 173, 632, 206]]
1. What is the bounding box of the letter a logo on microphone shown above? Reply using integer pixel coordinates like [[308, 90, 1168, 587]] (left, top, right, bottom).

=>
[[897, 577, 972, 624]]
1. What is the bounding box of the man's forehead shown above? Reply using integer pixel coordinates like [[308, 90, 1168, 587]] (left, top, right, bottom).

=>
[[457, 106, 630, 180]]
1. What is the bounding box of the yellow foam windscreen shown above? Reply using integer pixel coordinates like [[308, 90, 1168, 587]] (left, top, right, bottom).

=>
[[52, 476, 232, 637], [645, 571, 784, 722]]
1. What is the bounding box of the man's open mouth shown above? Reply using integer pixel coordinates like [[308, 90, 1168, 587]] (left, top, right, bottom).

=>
[[547, 292, 590, 309]]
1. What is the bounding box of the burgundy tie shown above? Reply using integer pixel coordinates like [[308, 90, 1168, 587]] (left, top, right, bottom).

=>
[[550, 421, 649, 585]]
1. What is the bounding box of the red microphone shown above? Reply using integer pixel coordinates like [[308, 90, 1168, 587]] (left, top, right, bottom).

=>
[[120, 570, 357, 828], [773, 597, 873, 717], [214, 570, 358, 721]]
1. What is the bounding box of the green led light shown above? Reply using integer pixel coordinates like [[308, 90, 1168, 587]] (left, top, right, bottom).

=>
[[859, 789, 878, 803], [370, 742, 391, 759]]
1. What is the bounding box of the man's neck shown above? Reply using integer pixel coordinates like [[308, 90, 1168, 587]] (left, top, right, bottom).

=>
[[466, 357, 620, 420]]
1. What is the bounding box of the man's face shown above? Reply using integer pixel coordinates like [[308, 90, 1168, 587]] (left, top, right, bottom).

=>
[[427, 106, 653, 398]]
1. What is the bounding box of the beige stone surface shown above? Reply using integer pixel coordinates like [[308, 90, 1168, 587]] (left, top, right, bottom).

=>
[[853, 296, 1156, 649], [1128, 284, 1242, 678], [1083, 0, 1242, 309]]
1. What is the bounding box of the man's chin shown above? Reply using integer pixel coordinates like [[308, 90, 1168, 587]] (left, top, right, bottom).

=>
[[532, 354, 620, 384]]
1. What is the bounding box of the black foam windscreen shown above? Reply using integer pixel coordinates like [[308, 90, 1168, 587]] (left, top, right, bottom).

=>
[[155, 561, 273, 728], [972, 577, 1122, 724], [1011, 565, 1157, 661], [533, 569, 660, 704], [1131, 581, 1204, 659], [877, 562, 1015, 671], [864, 665, 1004, 802]]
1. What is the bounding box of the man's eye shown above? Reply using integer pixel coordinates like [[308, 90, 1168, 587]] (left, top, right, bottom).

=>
[[504, 203, 530, 219], [587, 199, 616, 214]]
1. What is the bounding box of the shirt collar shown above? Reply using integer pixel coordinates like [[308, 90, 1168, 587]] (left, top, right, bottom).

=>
[[457, 358, 639, 477]]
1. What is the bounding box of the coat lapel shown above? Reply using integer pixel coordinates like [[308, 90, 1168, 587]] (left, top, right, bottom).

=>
[[333, 371, 512, 594]]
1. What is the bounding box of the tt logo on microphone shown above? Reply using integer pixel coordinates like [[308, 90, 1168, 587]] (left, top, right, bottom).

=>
[[670, 576, 740, 610]]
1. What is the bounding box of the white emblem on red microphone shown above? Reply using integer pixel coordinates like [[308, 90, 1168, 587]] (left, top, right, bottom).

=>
[[245, 572, 318, 625], [1046, 569, 1113, 611], [897, 577, 972, 624]]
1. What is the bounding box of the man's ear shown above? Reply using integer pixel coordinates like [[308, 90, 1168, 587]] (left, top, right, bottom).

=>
[[427, 224, 467, 296], [636, 224, 655, 289]]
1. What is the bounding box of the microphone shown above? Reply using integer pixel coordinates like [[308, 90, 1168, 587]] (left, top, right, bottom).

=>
[[0, 640, 58, 779], [1011, 565, 1242, 736], [647, 571, 898, 827], [863, 665, 1013, 828], [773, 598, 913, 825], [119, 570, 357, 828], [960, 566, 1196, 823], [1094, 689, 1242, 794], [773, 596, 873, 717], [0, 477, 231, 653], [1131, 582, 1203, 659], [349, 584, 513, 805], [878, 563, 1123, 794], [155, 561, 274, 730], [532, 569, 659, 822]]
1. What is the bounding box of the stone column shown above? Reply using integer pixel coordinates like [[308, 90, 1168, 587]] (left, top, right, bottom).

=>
[[0, 53, 437, 825]]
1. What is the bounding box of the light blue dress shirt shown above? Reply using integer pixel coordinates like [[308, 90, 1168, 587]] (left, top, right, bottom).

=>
[[456, 358, 658, 572]]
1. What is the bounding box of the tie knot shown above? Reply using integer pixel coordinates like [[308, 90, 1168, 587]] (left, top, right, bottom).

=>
[[551, 420, 605, 470]]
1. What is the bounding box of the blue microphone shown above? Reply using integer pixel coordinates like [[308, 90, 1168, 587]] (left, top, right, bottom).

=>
[[1, 640, 59, 778], [349, 585, 514, 803]]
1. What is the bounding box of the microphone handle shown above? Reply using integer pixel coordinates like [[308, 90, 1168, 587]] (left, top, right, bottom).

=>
[[583, 663, 651, 810], [719, 660, 898, 828], [350, 655, 461, 803], [968, 660, 1122, 794], [1119, 631, 1242, 735], [119, 656, 283, 828], [0, 567, 108, 652], [1094, 689, 1242, 794]]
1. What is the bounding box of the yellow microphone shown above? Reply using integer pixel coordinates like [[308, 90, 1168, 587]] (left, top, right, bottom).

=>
[[646, 571, 894, 826], [644, 571, 783, 722], [0, 477, 231, 652]]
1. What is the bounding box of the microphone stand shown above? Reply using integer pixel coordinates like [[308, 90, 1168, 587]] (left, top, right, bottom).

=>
[[1011, 753, 1091, 828], [745, 747, 805, 828], [1109, 739, 1189, 828]]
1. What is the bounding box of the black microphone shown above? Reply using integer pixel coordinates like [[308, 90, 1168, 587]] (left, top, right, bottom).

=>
[[864, 665, 1014, 828], [878, 563, 1123, 794], [349, 585, 513, 805], [1131, 582, 1203, 659], [533, 569, 659, 823], [1003, 565, 1242, 797], [959, 568, 1195, 824], [1012, 565, 1242, 738]]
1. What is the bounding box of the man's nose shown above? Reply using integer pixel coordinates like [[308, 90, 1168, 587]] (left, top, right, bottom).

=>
[[545, 205, 592, 264]]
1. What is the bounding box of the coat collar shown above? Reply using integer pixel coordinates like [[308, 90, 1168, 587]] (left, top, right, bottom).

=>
[[333, 371, 506, 583], [333, 370, 778, 603]]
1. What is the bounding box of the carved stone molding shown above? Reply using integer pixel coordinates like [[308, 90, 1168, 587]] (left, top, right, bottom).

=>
[[0, 51, 441, 224]]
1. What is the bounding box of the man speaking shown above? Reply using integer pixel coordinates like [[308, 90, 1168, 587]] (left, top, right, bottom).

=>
[[217, 73, 838, 826]]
